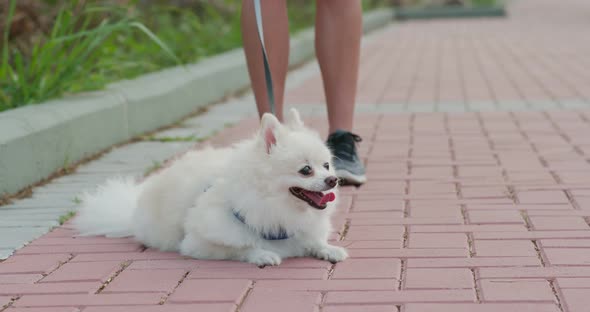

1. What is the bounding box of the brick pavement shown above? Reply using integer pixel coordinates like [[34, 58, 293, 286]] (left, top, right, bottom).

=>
[[287, 0, 590, 111], [2, 0, 590, 311]]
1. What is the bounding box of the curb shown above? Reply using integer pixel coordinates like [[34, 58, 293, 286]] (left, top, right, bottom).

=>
[[394, 5, 506, 20], [0, 8, 393, 196]]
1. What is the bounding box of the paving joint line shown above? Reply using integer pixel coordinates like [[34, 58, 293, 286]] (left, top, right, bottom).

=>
[[318, 291, 328, 312], [338, 219, 351, 242], [0, 296, 20, 312], [398, 118, 412, 292], [503, 38, 561, 106], [470, 31, 500, 109], [520, 210, 549, 267], [488, 112, 517, 203], [158, 270, 190, 305], [38, 253, 75, 281], [542, 111, 582, 156], [453, 34, 469, 110], [235, 281, 256, 312], [397, 259, 407, 291], [541, 111, 586, 211], [375, 38, 408, 104], [445, 113, 477, 258], [484, 30, 532, 109], [549, 279, 567, 312], [403, 35, 428, 110], [470, 268, 482, 303], [94, 261, 131, 294]]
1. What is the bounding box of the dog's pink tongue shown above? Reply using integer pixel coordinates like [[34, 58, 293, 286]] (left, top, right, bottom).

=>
[[303, 190, 336, 206], [320, 192, 336, 205]]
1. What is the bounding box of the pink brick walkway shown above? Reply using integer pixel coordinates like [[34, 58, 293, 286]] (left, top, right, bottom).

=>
[[287, 0, 590, 108], [2, 0, 590, 311]]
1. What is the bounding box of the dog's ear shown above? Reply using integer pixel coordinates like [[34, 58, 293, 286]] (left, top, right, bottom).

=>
[[260, 113, 281, 154], [285, 108, 304, 129]]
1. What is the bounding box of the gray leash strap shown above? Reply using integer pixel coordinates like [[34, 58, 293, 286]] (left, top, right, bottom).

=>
[[253, 0, 276, 116]]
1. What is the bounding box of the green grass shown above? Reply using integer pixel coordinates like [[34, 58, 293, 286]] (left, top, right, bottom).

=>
[[141, 135, 202, 142], [402, 0, 498, 7], [144, 160, 163, 176], [471, 0, 498, 6], [58, 211, 76, 225], [1, 0, 389, 112]]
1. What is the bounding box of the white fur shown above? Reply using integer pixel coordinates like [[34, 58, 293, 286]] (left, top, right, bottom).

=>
[[73, 108, 348, 266]]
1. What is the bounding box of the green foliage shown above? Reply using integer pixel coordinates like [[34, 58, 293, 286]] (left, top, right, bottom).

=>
[[58, 211, 76, 225], [1, 1, 180, 111], [471, 0, 498, 6], [1, 0, 388, 112]]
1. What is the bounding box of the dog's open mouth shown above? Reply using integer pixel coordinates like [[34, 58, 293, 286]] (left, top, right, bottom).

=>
[[289, 187, 335, 210]]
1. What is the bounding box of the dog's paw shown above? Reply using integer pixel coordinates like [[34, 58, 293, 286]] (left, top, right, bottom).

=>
[[246, 249, 282, 267], [315, 245, 348, 263]]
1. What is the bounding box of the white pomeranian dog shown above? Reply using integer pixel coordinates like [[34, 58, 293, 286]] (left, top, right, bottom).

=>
[[73, 108, 348, 266]]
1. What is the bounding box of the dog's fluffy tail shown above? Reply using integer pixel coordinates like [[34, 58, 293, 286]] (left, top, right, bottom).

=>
[[73, 177, 141, 238]]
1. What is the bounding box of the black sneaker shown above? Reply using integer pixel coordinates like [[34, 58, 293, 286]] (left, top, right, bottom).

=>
[[326, 130, 367, 186]]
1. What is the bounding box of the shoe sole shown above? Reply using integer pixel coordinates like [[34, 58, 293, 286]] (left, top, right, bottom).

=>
[[336, 169, 367, 187]]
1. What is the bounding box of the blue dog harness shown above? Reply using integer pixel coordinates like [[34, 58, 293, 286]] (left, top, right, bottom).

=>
[[203, 184, 291, 240], [232, 210, 291, 241]]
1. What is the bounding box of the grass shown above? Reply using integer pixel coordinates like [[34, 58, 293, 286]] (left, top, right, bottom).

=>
[[144, 160, 163, 176], [401, 0, 498, 7], [1, 0, 390, 112], [58, 211, 76, 225], [471, 0, 499, 6], [141, 135, 202, 142]]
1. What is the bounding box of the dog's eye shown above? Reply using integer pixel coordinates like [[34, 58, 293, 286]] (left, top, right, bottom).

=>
[[298, 165, 313, 176], [323, 162, 330, 170]]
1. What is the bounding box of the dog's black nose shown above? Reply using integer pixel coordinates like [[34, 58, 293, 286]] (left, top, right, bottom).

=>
[[325, 176, 338, 188]]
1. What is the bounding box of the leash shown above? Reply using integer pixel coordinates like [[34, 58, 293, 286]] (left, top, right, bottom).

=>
[[253, 0, 276, 116]]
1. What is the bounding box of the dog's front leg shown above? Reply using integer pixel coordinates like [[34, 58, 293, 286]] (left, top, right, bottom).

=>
[[182, 206, 283, 266], [180, 234, 282, 267], [310, 243, 349, 264], [302, 239, 348, 264], [240, 248, 282, 267]]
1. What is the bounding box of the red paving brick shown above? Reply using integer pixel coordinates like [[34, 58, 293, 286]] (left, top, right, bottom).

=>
[[473, 240, 538, 257], [324, 290, 475, 304], [0, 274, 42, 284], [556, 278, 590, 289], [0, 254, 70, 274], [2, 0, 590, 310], [240, 288, 321, 312], [167, 279, 251, 304], [6, 308, 81, 312], [13, 294, 164, 307], [81, 305, 235, 312], [561, 289, 590, 312], [404, 303, 561, 312], [39, 261, 122, 283], [323, 305, 395, 312], [331, 259, 401, 279], [102, 269, 187, 293], [0, 282, 99, 296], [404, 268, 473, 289], [479, 279, 555, 302]]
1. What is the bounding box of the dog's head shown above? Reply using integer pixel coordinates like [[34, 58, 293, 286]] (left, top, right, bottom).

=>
[[257, 108, 338, 210]]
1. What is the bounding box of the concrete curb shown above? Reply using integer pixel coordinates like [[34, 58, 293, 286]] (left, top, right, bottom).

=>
[[0, 8, 393, 196], [394, 5, 506, 20]]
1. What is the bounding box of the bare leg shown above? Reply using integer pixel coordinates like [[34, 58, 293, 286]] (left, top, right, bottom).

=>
[[315, 0, 362, 133], [241, 0, 289, 121]]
